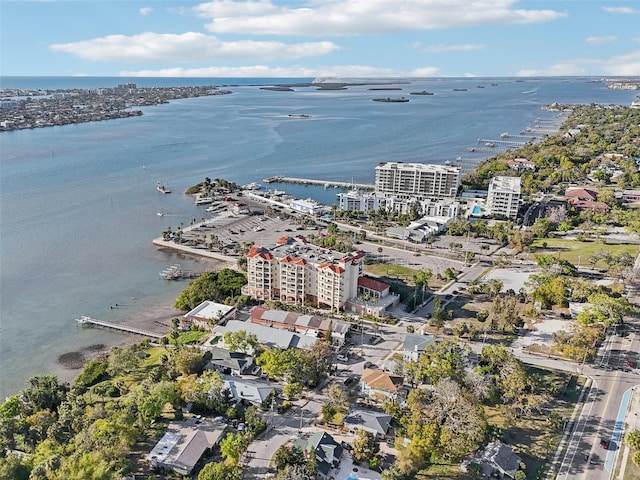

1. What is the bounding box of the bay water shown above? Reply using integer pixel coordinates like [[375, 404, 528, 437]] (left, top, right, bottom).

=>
[[1, 77, 637, 397]]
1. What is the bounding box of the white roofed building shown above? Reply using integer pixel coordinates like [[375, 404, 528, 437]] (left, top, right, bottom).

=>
[[375, 162, 461, 200], [183, 301, 237, 329], [486, 176, 521, 219]]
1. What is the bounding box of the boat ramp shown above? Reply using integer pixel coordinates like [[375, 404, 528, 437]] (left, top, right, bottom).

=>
[[75, 315, 164, 339]]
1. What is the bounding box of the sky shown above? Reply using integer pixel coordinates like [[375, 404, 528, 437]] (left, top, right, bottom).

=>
[[1, 0, 640, 78]]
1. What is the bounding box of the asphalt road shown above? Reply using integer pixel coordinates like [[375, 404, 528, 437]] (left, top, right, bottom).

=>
[[555, 324, 640, 480]]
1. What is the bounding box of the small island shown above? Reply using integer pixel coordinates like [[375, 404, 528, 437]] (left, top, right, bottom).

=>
[[372, 97, 409, 103]]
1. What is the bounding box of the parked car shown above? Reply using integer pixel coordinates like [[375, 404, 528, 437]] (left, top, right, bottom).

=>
[[343, 376, 355, 386], [600, 438, 609, 450], [337, 354, 349, 362], [364, 361, 374, 369], [237, 423, 245, 432]]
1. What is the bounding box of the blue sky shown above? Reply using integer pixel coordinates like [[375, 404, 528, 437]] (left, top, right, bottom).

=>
[[2, 0, 639, 78]]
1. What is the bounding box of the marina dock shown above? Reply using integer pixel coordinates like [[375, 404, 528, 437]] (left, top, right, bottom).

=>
[[75, 315, 164, 339], [263, 175, 374, 190]]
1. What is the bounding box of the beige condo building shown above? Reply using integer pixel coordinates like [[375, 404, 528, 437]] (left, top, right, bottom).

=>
[[244, 236, 364, 311]]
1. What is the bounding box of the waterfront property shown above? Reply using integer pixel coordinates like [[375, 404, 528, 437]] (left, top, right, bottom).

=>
[[243, 236, 365, 311], [375, 162, 461, 201], [183, 301, 237, 329]]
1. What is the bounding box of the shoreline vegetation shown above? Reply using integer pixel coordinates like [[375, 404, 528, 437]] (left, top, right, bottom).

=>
[[0, 85, 231, 131], [2, 96, 640, 479]]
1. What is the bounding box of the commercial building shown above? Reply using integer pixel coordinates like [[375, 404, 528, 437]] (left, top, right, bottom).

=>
[[486, 176, 521, 219], [375, 162, 461, 200], [243, 236, 364, 311]]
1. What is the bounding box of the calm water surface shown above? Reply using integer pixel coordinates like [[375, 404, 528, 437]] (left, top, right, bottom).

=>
[[1, 77, 636, 397]]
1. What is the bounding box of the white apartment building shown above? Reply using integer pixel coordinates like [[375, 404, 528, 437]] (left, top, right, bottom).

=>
[[375, 162, 461, 200], [336, 190, 384, 212], [244, 236, 364, 311], [486, 176, 521, 219]]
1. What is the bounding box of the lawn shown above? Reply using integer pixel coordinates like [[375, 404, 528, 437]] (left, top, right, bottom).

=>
[[365, 263, 419, 283], [528, 238, 638, 268], [484, 367, 583, 480], [621, 452, 640, 480]]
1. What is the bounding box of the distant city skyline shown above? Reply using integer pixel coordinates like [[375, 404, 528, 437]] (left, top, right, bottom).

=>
[[2, 0, 639, 78]]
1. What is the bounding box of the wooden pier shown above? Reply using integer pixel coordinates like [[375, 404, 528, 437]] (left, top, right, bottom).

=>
[[75, 315, 164, 339], [263, 175, 374, 190]]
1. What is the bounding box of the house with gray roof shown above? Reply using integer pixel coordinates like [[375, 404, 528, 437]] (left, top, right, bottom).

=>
[[344, 409, 392, 439], [403, 333, 435, 362], [249, 307, 351, 346], [215, 320, 317, 351], [146, 417, 225, 476], [462, 441, 522, 479], [222, 375, 275, 407], [294, 431, 343, 478], [204, 347, 253, 376]]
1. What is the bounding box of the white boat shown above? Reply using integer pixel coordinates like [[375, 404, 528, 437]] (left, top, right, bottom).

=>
[[157, 210, 164, 216], [242, 182, 262, 190], [632, 100, 640, 109], [194, 196, 214, 205], [156, 181, 171, 194]]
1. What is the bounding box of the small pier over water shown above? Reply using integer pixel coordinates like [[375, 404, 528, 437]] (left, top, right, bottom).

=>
[[263, 176, 374, 190], [75, 315, 164, 339], [477, 138, 528, 148]]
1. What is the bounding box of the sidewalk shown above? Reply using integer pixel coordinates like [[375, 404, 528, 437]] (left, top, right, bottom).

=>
[[617, 385, 640, 479]]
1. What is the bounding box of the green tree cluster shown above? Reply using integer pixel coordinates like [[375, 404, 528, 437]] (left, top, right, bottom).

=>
[[175, 269, 247, 311]]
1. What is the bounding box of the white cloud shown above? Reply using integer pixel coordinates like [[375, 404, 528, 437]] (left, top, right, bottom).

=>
[[517, 49, 640, 76], [586, 35, 617, 45], [50, 32, 339, 62], [139, 7, 153, 16], [602, 6, 638, 14], [517, 63, 587, 77], [601, 49, 640, 75], [413, 42, 485, 53], [119, 64, 413, 78], [194, 0, 566, 36]]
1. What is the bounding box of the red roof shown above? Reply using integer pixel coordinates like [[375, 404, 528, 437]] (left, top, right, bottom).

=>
[[280, 256, 307, 266], [318, 263, 345, 274], [565, 188, 598, 201], [358, 276, 389, 293], [247, 246, 273, 260]]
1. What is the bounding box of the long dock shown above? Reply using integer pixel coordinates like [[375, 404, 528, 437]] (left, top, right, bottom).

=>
[[263, 176, 374, 190], [75, 315, 164, 339]]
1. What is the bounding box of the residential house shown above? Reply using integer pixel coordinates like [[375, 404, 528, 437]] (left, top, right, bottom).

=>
[[294, 431, 343, 478], [360, 368, 405, 402], [204, 347, 253, 376], [146, 417, 225, 476], [183, 301, 237, 329], [221, 375, 275, 407], [467, 441, 522, 479], [215, 320, 318, 351], [403, 333, 436, 362], [344, 409, 392, 439]]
